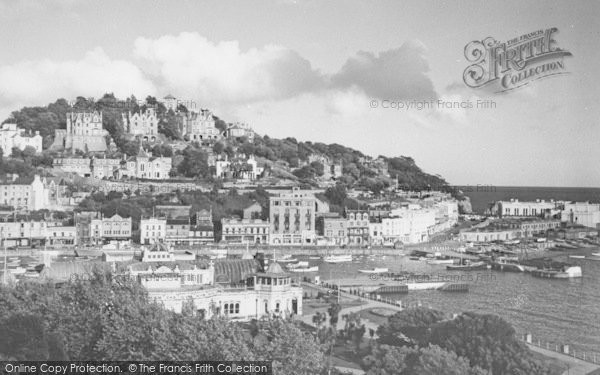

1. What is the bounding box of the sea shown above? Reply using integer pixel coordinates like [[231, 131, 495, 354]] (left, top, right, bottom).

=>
[[314, 186, 600, 356], [316, 254, 600, 356], [460, 186, 600, 214]]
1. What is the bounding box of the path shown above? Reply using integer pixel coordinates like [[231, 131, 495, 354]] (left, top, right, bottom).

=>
[[527, 344, 599, 375]]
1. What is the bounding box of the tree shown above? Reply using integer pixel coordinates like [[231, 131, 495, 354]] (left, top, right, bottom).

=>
[[426, 312, 550, 375], [178, 146, 210, 178], [362, 344, 486, 375], [327, 303, 342, 327], [377, 307, 446, 346], [250, 319, 325, 375]]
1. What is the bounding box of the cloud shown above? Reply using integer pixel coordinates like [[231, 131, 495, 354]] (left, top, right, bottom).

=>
[[133, 32, 324, 104], [0, 47, 155, 118], [331, 40, 437, 101]]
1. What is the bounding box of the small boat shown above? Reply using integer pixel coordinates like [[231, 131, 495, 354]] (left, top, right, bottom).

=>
[[491, 257, 529, 272], [323, 254, 353, 263], [427, 257, 458, 265], [531, 266, 582, 279], [288, 265, 319, 273], [358, 267, 389, 274], [287, 261, 309, 269], [446, 261, 490, 271], [569, 255, 585, 259], [309, 256, 321, 260], [591, 252, 600, 257]]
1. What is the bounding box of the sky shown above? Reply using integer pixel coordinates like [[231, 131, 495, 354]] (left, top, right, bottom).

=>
[[0, 0, 598, 187]]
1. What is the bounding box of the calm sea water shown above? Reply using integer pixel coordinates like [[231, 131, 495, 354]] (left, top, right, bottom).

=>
[[314, 253, 600, 355], [462, 186, 600, 213]]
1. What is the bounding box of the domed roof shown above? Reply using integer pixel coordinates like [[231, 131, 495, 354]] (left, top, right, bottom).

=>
[[266, 262, 285, 274]]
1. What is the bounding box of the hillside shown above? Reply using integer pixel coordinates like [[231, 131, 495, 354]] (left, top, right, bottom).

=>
[[2, 93, 452, 194]]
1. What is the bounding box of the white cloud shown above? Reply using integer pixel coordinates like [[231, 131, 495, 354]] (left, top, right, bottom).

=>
[[133, 32, 323, 104], [0, 47, 156, 118]]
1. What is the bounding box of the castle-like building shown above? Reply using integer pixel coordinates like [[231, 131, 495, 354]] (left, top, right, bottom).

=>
[[52, 111, 108, 153], [122, 108, 159, 141], [179, 109, 221, 144]]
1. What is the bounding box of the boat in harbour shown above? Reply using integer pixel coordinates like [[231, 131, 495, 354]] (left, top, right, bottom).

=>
[[426, 257, 458, 265], [323, 254, 353, 263], [287, 261, 309, 269], [288, 265, 319, 273], [446, 260, 490, 271], [358, 267, 389, 274], [491, 257, 531, 272], [530, 265, 582, 279]]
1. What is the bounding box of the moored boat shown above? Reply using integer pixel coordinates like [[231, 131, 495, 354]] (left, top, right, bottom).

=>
[[531, 266, 582, 279], [491, 257, 529, 272], [446, 261, 490, 271], [288, 265, 319, 273], [323, 254, 353, 263], [426, 257, 458, 265], [358, 267, 389, 274]]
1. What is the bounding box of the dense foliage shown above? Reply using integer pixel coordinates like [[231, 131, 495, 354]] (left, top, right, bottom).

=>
[[374, 308, 554, 375], [0, 271, 325, 374]]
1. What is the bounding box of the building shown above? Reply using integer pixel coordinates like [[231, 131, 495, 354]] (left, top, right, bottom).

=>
[[179, 109, 221, 144], [0, 218, 77, 247], [269, 187, 317, 245], [190, 209, 215, 244], [459, 218, 562, 242], [53, 158, 92, 177], [307, 154, 342, 180], [226, 122, 254, 141], [122, 108, 159, 140], [0, 123, 42, 153], [46, 225, 77, 245], [215, 154, 263, 181], [119, 148, 172, 180], [51, 111, 108, 153], [243, 202, 263, 220], [128, 246, 302, 320], [345, 209, 369, 245], [90, 214, 132, 245], [162, 94, 178, 112], [92, 157, 121, 179], [140, 217, 168, 245], [0, 175, 48, 211], [317, 216, 347, 246], [156, 205, 191, 219], [496, 199, 560, 218], [562, 202, 600, 229], [380, 206, 436, 244], [221, 218, 269, 244]]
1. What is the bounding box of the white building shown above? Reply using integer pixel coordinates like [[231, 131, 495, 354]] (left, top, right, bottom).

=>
[[381, 206, 436, 244], [562, 202, 600, 229], [180, 109, 221, 143], [226, 122, 254, 141], [90, 214, 132, 245], [215, 154, 263, 180], [0, 175, 48, 211], [497, 199, 560, 218], [0, 123, 43, 154], [140, 217, 168, 245], [120, 149, 172, 180], [51, 111, 108, 153], [221, 218, 269, 244], [122, 108, 159, 140], [127, 245, 302, 320]]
